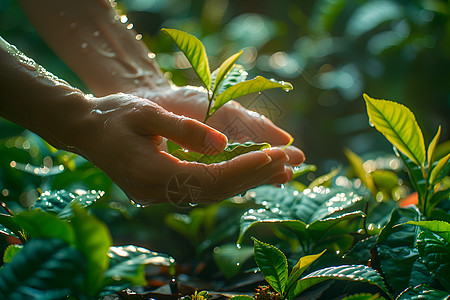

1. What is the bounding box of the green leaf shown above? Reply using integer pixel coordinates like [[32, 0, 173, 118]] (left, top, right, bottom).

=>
[[396, 150, 427, 202], [291, 164, 317, 180], [286, 250, 326, 292], [210, 76, 293, 115], [428, 126, 441, 168], [171, 142, 270, 164], [213, 243, 254, 279], [211, 50, 243, 98], [161, 28, 211, 89], [166, 139, 182, 154], [212, 64, 248, 96], [288, 265, 390, 299], [343, 293, 386, 300], [345, 148, 376, 196], [71, 204, 112, 296], [252, 237, 288, 295], [0, 238, 85, 300], [429, 153, 450, 187], [14, 210, 75, 245], [229, 296, 254, 300], [0, 213, 26, 243], [32, 190, 104, 218], [3, 244, 22, 263], [101, 245, 175, 296], [364, 94, 426, 166], [416, 230, 450, 290], [396, 285, 450, 300], [428, 189, 450, 215], [404, 220, 450, 243]]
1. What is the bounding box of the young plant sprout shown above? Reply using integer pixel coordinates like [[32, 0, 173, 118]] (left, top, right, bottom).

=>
[[161, 28, 293, 163]]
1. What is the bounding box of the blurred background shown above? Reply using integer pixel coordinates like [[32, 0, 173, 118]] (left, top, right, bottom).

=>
[[0, 0, 449, 274]]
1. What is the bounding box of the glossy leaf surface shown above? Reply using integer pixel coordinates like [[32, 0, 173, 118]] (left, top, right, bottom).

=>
[[212, 64, 248, 96], [397, 285, 450, 300], [405, 220, 450, 243], [162, 28, 211, 89], [429, 153, 450, 186], [211, 50, 243, 98], [427, 126, 441, 168], [210, 76, 293, 115], [286, 250, 326, 292], [364, 94, 425, 166]]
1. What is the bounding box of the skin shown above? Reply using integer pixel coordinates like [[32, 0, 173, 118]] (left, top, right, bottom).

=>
[[0, 0, 305, 205]]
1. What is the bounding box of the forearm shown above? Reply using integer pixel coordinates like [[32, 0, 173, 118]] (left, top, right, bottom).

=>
[[0, 37, 91, 153], [18, 0, 169, 96]]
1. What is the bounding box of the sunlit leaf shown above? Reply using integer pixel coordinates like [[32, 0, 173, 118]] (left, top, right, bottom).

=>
[[416, 230, 450, 290], [166, 139, 182, 154], [210, 76, 293, 115], [3, 244, 22, 263], [429, 153, 450, 187], [364, 94, 426, 167], [286, 250, 326, 292], [161, 28, 211, 89], [0, 238, 85, 300], [404, 220, 450, 243], [212, 64, 248, 96], [427, 189, 450, 216], [291, 164, 317, 180], [396, 150, 426, 202], [71, 204, 112, 296], [397, 284, 450, 299], [171, 142, 270, 164], [212, 50, 243, 98], [252, 237, 288, 295], [427, 126, 441, 168], [0, 213, 26, 243], [288, 265, 390, 299], [345, 148, 376, 196]]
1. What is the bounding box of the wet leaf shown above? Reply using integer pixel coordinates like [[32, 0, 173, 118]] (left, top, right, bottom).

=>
[[288, 265, 390, 299], [171, 142, 270, 164], [3, 244, 22, 263], [0, 238, 85, 300], [166, 140, 182, 154], [416, 230, 450, 290], [161, 28, 211, 89], [396, 284, 450, 299], [252, 237, 288, 295], [307, 166, 341, 189], [210, 76, 292, 115], [291, 164, 317, 180], [404, 220, 450, 243], [364, 94, 425, 167]]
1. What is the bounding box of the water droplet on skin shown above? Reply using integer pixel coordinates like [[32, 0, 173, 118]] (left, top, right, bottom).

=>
[[93, 31, 100, 37], [134, 79, 139, 84], [135, 34, 142, 40], [189, 202, 198, 207], [127, 23, 134, 30], [148, 52, 156, 59], [81, 42, 88, 54], [120, 15, 128, 23]]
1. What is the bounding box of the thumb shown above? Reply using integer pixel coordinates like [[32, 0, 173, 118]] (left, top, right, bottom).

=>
[[150, 108, 227, 155]]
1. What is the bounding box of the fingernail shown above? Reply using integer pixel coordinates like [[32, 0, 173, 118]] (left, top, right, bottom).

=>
[[204, 130, 227, 153]]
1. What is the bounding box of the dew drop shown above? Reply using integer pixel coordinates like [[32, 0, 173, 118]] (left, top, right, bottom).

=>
[[148, 52, 156, 59], [70, 22, 77, 30], [368, 120, 374, 127], [93, 31, 100, 37], [120, 15, 128, 23], [81, 42, 88, 48], [236, 244, 241, 249], [236, 262, 240, 266], [189, 202, 198, 207], [135, 34, 143, 40], [127, 23, 134, 30]]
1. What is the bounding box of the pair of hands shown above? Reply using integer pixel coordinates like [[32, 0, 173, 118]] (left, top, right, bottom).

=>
[[79, 85, 304, 205]]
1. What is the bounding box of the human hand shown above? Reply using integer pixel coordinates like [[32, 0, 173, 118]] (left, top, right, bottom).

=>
[[130, 85, 305, 166], [76, 93, 298, 205]]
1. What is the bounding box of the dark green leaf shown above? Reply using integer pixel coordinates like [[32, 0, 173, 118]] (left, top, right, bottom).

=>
[[416, 230, 450, 290], [396, 284, 450, 300], [71, 204, 112, 296], [288, 265, 390, 299], [14, 210, 74, 245], [0, 238, 85, 300], [210, 76, 293, 115], [428, 189, 450, 216], [3, 244, 22, 263], [0, 213, 26, 243], [171, 142, 270, 164], [161, 28, 211, 89], [397, 150, 427, 202], [364, 94, 425, 166], [344, 235, 378, 262], [252, 237, 288, 295]]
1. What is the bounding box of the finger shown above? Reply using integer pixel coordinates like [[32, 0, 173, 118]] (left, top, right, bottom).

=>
[[139, 104, 228, 155], [283, 146, 306, 166]]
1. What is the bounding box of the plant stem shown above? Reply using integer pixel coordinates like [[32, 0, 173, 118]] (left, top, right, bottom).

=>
[[203, 91, 213, 123]]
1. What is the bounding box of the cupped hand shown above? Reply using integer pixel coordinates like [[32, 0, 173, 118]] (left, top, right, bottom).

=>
[[77, 93, 298, 205], [130, 85, 305, 166]]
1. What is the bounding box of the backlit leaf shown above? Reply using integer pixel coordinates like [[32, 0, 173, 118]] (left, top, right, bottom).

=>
[[397, 284, 450, 299], [211, 50, 243, 98], [252, 237, 288, 295], [427, 126, 441, 168], [429, 153, 450, 187], [210, 76, 292, 115], [404, 220, 450, 243], [345, 148, 376, 196], [364, 94, 425, 166], [3, 244, 22, 263], [162, 28, 211, 89], [286, 250, 326, 292], [212, 64, 248, 96]]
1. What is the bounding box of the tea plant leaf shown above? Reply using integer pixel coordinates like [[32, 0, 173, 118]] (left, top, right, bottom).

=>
[[0, 238, 85, 300], [429, 153, 450, 187], [288, 265, 390, 299], [343, 293, 386, 300], [404, 220, 450, 243], [71, 204, 112, 296], [14, 210, 74, 245], [161, 28, 211, 89], [211, 50, 243, 98], [286, 250, 326, 292], [0, 213, 26, 243], [345, 148, 376, 196], [32, 190, 104, 218], [416, 230, 450, 290], [3, 244, 22, 263], [210, 76, 293, 115], [212, 64, 248, 96], [229, 296, 254, 300], [427, 189, 450, 216], [252, 237, 288, 295], [101, 245, 175, 296], [166, 139, 182, 154], [427, 126, 441, 168], [364, 94, 426, 167], [396, 284, 450, 299], [291, 164, 317, 180], [171, 142, 270, 164], [396, 150, 427, 204]]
